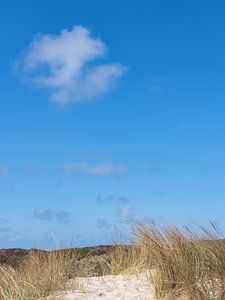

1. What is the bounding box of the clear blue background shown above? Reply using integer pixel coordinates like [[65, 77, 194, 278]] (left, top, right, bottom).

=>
[[0, 0, 225, 248]]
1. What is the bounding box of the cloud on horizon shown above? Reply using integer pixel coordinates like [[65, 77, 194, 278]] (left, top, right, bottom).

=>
[[15, 25, 126, 104], [63, 161, 127, 177]]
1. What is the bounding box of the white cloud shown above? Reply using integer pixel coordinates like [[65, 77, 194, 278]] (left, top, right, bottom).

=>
[[63, 161, 127, 176], [119, 202, 135, 221], [0, 166, 9, 178], [33, 208, 72, 225], [118, 202, 155, 225], [16, 25, 126, 104]]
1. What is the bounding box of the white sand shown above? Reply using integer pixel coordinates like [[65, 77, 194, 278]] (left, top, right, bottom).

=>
[[48, 272, 155, 300]]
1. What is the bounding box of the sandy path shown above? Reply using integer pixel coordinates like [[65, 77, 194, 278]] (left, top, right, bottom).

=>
[[48, 272, 155, 300]]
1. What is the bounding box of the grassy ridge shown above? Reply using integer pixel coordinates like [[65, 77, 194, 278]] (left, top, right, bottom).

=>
[[1, 225, 225, 299], [0, 245, 117, 299]]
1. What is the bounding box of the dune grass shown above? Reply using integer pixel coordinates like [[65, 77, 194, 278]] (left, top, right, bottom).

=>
[[0, 250, 76, 300], [134, 222, 225, 299], [101, 222, 225, 299], [1, 223, 225, 299], [101, 244, 144, 275]]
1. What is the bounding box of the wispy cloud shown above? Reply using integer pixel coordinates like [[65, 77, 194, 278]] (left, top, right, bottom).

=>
[[0, 166, 10, 178], [119, 202, 135, 221], [15, 25, 126, 104], [63, 161, 127, 177], [118, 202, 154, 225], [33, 208, 72, 225], [33, 208, 53, 221]]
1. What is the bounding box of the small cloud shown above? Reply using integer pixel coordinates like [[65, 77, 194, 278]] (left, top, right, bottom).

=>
[[33, 208, 53, 221], [118, 202, 154, 226], [63, 161, 127, 177], [15, 25, 126, 104], [119, 202, 136, 223], [120, 203, 133, 219], [33, 208, 72, 225], [0, 166, 10, 178]]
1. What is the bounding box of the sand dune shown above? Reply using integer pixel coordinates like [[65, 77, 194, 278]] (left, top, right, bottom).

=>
[[47, 272, 155, 300]]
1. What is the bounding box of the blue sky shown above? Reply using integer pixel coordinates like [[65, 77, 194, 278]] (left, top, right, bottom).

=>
[[0, 0, 225, 248]]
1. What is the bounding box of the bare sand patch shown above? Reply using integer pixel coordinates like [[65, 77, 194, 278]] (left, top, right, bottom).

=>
[[47, 272, 155, 300]]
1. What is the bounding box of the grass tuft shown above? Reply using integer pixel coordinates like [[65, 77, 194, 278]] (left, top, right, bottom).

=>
[[0, 250, 75, 300], [135, 222, 225, 299]]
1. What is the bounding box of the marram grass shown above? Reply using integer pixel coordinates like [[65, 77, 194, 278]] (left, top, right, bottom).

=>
[[0, 250, 75, 300], [1, 223, 225, 299]]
